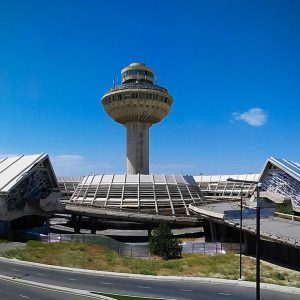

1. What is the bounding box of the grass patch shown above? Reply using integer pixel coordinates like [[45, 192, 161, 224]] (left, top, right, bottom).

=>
[[3, 241, 300, 287], [0, 239, 9, 244]]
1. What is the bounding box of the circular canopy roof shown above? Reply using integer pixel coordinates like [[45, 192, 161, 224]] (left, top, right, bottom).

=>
[[68, 174, 203, 216]]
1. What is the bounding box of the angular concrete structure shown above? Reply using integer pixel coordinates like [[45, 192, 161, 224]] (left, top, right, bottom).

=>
[[0, 154, 64, 221], [101, 62, 173, 174], [260, 157, 300, 212]]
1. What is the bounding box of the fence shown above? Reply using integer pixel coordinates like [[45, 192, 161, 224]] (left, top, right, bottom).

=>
[[182, 242, 243, 255], [43, 233, 150, 257], [44, 233, 243, 257]]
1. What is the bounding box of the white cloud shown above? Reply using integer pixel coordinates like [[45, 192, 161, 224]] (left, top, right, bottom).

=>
[[232, 108, 267, 127]]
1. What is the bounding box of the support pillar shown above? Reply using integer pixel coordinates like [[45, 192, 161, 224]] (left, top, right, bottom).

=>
[[125, 122, 151, 174], [220, 223, 227, 243], [210, 220, 217, 242], [72, 215, 82, 234], [202, 220, 211, 241], [90, 217, 97, 234], [46, 217, 50, 242]]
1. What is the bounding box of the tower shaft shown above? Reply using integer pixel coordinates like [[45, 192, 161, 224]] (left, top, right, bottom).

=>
[[125, 122, 151, 174]]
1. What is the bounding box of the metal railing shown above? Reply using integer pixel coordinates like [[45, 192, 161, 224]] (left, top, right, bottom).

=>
[[274, 212, 300, 222], [107, 83, 168, 93]]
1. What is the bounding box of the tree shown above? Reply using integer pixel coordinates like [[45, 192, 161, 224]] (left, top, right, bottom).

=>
[[149, 222, 182, 260]]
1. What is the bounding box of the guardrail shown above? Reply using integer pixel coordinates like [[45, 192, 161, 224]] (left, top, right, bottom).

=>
[[274, 212, 300, 222]]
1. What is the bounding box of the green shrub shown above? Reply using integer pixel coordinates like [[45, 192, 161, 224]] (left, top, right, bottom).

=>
[[149, 222, 182, 260]]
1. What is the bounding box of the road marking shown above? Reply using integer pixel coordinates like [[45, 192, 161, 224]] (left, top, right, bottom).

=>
[[11, 268, 19, 272], [138, 285, 150, 289], [180, 289, 193, 292], [218, 292, 231, 296], [100, 282, 112, 285], [66, 278, 76, 281], [36, 273, 46, 277], [19, 295, 29, 299]]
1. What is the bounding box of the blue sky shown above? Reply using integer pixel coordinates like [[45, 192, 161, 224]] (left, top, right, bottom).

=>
[[0, 0, 299, 176]]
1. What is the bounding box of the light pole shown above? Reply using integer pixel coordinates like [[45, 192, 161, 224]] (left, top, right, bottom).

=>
[[227, 178, 244, 280], [227, 178, 262, 300], [256, 182, 262, 300]]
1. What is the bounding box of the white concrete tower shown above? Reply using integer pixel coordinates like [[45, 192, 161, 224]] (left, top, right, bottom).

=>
[[101, 62, 173, 174]]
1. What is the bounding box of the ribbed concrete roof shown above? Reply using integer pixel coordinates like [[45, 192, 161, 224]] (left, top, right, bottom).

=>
[[57, 176, 84, 194], [69, 174, 202, 216], [0, 154, 48, 193], [194, 173, 260, 199], [194, 173, 260, 183]]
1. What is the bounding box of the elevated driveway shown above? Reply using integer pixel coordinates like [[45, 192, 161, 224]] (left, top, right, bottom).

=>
[[189, 203, 300, 249], [66, 204, 199, 226]]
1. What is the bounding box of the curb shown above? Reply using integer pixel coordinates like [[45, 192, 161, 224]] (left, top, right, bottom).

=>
[[0, 256, 300, 295]]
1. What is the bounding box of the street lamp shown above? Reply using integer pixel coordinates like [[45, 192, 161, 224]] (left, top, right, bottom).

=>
[[227, 178, 262, 300], [227, 178, 244, 280]]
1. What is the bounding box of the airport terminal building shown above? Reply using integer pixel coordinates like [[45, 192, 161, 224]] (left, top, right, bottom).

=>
[[1, 62, 300, 271]]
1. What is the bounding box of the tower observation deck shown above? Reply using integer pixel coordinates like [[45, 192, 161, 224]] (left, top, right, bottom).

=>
[[101, 63, 173, 174]]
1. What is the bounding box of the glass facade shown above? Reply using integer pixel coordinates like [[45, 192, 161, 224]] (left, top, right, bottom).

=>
[[122, 69, 154, 79]]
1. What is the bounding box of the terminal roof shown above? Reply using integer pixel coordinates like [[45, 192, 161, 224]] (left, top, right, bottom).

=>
[[0, 153, 50, 193]]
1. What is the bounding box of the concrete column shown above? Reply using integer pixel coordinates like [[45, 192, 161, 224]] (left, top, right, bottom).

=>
[[125, 122, 151, 174], [72, 215, 82, 234], [220, 223, 227, 243], [210, 220, 217, 242], [90, 217, 97, 234]]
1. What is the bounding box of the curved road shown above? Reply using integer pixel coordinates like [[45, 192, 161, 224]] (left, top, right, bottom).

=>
[[0, 276, 108, 300], [0, 259, 299, 300]]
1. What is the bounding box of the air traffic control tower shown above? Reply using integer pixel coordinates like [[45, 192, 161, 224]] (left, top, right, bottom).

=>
[[101, 63, 173, 174]]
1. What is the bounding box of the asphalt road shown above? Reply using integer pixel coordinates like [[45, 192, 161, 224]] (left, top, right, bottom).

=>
[[0, 277, 104, 300], [0, 259, 299, 300]]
